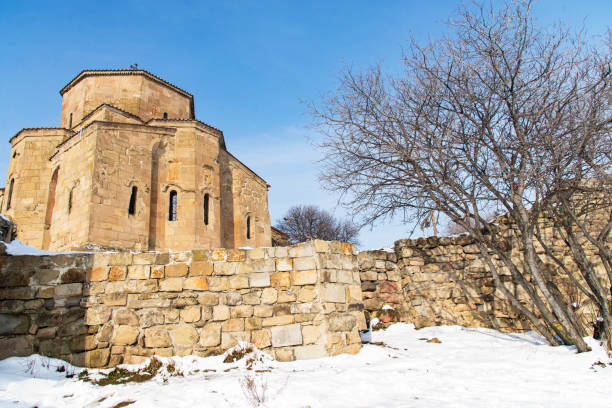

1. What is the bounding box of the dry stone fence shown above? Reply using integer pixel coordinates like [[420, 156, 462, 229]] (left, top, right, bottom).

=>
[[0, 241, 363, 367], [0, 215, 609, 367]]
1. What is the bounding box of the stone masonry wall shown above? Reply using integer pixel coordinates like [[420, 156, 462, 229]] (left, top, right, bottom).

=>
[[0, 240, 363, 367]]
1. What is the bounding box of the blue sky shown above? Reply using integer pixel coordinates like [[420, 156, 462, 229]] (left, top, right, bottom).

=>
[[0, 1, 610, 249]]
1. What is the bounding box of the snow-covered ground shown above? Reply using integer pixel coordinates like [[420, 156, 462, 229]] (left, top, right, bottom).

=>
[[0, 323, 610, 408]]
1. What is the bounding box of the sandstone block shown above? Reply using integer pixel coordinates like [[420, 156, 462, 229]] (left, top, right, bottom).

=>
[[242, 293, 261, 305], [222, 318, 245, 332], [288, 244, 315, 258], [270, 272, 290, 287], [207, 277, 229, 291], [261, 287, 277, 304], [227, 249, 247, 262], [254, 305, 273, 317], [160, 277, 183, 292], [291, 270, 317, 285], [271, 324, 302, 347], [150, 265, 164, 278], [301, 325, 321, 345], [54, 283, 82, 297], [293, 257, 316, 271], [208, 249, 226, 262], [221, 331, 250, 349], [180, 306, 201, 322], [139, 310, 165, 327], [88, 267, 109, 282], [128, 265, 149, 280], [328, 313, 356, 331], [198, 293, 219, 305], [133, 252, 156, 265], [229, 275, 249, 289], [232, 305, 253, 318], [171, 325, 199, 347], [312, 240, 329, 253], [262, 315, 294, 327], [252, 259, 275, 273], [322, 284, 346, 303], [213, 305, 230, 321], [165, 263, 188, 277], [112, 325, 139, 345], [298, 287, 317, 302], [101, 293, 127, 306], [249, 273, 270, 287], [114, 309, 139, 325], [144, 327, 172, 348], [274, 348, 294, 362], [247, 248, 265, 260], [86, 306, 111, 325], [275, 258, 293, 271], [190, 261, 213, 276], [109, 266, 127, 281], [251, 329, 271, 348], [184, 277, 209, 291], [199, 323, 221, 346], [108, 252, 133, 266], [277, 290, 297, 303], [245, 317, 262, 330], [84, 348, 110, 368]]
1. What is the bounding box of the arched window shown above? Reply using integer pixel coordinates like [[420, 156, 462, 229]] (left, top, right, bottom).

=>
[[203, 193, 210, 225], [168, 190, 177, 221], [128, 186, 138, 215], [5, 178, 14, 210], [246, 215, 251, 240], [163, 112, 168, 119], [45, 168, 59, 226], [68, 113, 73, 128], [67, 188, 73, 214]]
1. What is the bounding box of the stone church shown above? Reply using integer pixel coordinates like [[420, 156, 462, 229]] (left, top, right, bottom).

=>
[[1, 69, 272, 251]]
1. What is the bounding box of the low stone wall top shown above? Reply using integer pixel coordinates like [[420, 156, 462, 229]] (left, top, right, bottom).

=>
[[0, 240, 363, 367]]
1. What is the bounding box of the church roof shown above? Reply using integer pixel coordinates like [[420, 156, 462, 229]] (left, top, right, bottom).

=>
[[59, 69, 194, 100]]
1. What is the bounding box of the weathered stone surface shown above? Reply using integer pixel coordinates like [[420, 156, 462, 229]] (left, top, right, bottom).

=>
[[207, 277, 229, 291], [249, 273, 270, 287], [180, 306, 201, 322], [221, 331, 250, 349], [293, 257, 316, 271], [298, 287, 317, 302], [54, 283, 82, 297], [229, 275, 249, 289], [261, 287, 277, 304], [108, 266, 127, 281], [127, 265, 149, 280], [212, 305, 230, 321], [165, 263, 188, 277], [222, 318, 244, 332], [183, 277, 208, 291], [144, 327, 172, 348], [270, 272, 290, 287], [328, 313, 356, 332], [89, 267, 109, 282], [199, 323, 221, 346], [160, 277, 183, 292], [171, 325, 199, 347], [301, 325, 321, 345], [291, 270, 317, 285], [321, 284, 346, 303], [114, 309, 139, 325], [270, 324, 302, 347], [111, 325, 139, 345], [86, 306, 111, 325], [251, 329, 271, 348]]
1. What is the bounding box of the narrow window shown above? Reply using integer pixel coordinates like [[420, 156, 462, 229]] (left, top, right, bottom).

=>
[[163, 112, 168, 119], [5, 178, 14, 210], [67, 188, 73, 214], [45, 168, 59, 226], [246, 215, 251, 239], [203, 193, 210, 225], [168, 190, 177, 221], [128, 186, 138, 215], [68, 113, 73, 128]]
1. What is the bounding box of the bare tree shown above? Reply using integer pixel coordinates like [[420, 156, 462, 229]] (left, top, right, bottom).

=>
[[311, 0, 611, 350], [275, 205, 360, 245]]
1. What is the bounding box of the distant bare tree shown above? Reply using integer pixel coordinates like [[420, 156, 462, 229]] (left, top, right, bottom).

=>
[[311, 0, 612, 350], [275, 205, 360, 245]]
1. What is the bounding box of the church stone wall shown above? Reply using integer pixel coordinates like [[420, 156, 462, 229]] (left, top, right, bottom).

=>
[[60, 73, 192, 129], [0, 241, 362, 367], [5, 129, 72, 248]]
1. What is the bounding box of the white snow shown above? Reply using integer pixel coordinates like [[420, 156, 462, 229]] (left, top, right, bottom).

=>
[[0, 323, 611, 407], [2, 240, 88, 256], [0, 215, 9, 222], [382, 305, 394, 310]]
